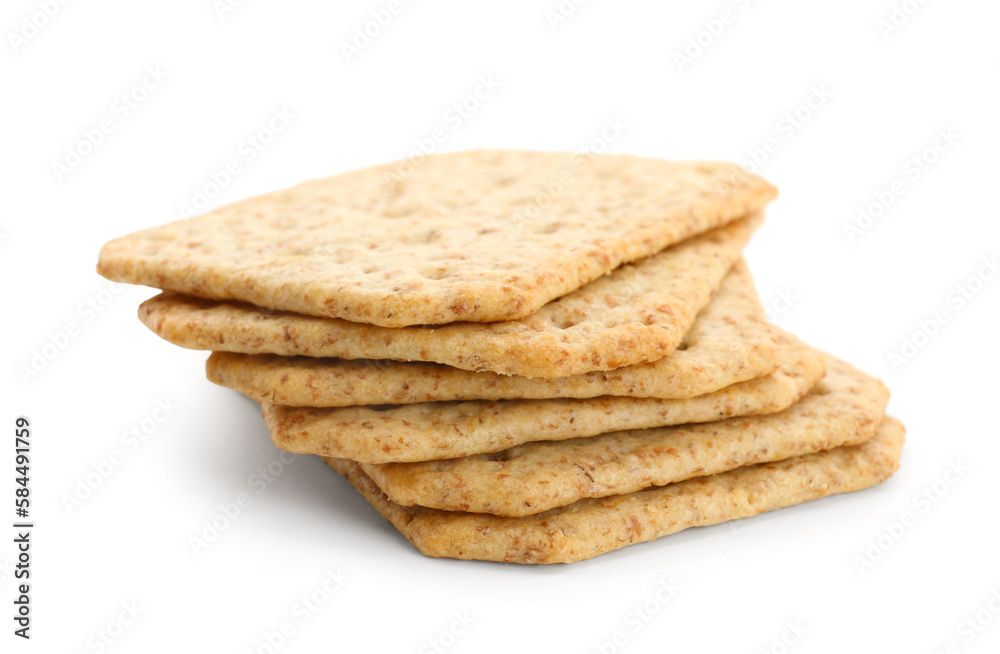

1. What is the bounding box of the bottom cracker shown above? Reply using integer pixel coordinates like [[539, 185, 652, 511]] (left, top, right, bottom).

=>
[[324, 416, 905, 564]]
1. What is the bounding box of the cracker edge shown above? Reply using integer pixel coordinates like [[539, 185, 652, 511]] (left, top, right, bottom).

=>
[[323, 417, 905, 564]]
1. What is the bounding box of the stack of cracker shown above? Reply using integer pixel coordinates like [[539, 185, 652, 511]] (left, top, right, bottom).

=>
[[97, 150, 904, 564]]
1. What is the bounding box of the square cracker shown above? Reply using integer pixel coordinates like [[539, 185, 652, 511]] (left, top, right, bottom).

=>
[[206, 258, 777, 405], [360, 351, 885, 514], [259, 327, 819, 463], [98, 150, 776, 327], [140, 215, 763, 378], [325, 417, 905, 564]]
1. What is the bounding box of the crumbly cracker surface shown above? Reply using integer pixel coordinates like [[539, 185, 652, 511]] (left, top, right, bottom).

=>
[[142, 216, 762, 378], [259, 327, 818, 464], [207, 258, 775, 404], [99, 150, 776, 327], [361, 351, 884, 513], [326, 417, 904, 563]]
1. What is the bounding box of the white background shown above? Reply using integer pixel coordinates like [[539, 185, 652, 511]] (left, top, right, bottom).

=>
[[2, 1, 999, 652]]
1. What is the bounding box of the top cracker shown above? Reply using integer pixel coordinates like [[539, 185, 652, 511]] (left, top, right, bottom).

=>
[[97, 150, 776, 327]]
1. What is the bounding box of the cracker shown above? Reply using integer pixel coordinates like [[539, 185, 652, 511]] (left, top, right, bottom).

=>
[[140, 216, 763, 378], [98, 150, 776, 327], [259, 327, 817, 463], [361, 352, 885, 513], [206, 258, 776, 405], [325, 417, 905, 564]]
